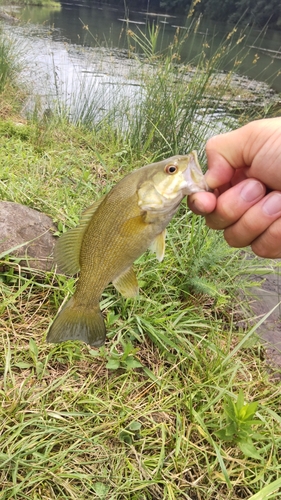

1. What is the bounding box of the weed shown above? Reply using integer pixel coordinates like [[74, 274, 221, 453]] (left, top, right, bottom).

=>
[[90, 341, 143, 371], [215, 389, 263, 460]]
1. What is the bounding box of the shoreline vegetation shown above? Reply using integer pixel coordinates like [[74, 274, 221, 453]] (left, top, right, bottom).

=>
[[0, 13, 281, 500], [0, 0, 60, 6]]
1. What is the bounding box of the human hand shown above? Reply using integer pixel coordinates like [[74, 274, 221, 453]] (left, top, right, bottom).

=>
[[188, 118, 281, 258]]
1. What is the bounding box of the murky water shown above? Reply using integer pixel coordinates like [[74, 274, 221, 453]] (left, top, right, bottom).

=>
[[5, 22, 144, 122], [3, 2, 281, 124], [16, 2, 281, 91]]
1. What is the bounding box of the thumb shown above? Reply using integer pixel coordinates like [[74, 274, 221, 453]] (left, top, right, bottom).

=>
[[205, 129, 248, 189]]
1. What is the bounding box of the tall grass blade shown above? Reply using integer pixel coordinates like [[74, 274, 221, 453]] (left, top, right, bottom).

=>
[[247, 478, 281, 500]]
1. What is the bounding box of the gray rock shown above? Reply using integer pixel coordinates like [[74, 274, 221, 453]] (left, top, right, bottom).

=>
[[249, 267, 281, 376], [0, 201, 57, 271]]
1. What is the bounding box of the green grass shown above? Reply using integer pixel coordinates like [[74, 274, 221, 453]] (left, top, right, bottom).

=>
[[0, 21, 281, 500]]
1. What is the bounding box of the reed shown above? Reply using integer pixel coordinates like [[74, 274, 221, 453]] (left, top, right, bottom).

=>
[[48, 17, 279, 165], [0, 29, 21, 93], [118, 18, 276, 160]]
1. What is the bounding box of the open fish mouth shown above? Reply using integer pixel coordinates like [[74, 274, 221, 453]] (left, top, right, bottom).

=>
[[182, 151, 211, 194]]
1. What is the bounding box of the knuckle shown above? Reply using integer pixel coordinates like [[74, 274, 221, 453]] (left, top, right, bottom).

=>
[[205, 218, 217, 229], [205, 214, 228, 230], [251, 219, 281, 258], [224, 230, 241, 248], [251, 244, 271, 258]]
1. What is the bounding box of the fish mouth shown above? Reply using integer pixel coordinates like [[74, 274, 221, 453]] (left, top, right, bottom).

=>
[[182, 151, 211, 195]]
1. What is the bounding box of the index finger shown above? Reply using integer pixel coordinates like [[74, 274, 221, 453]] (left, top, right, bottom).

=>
[[188, 191, 217, 215], [205, 178, 266, 230]]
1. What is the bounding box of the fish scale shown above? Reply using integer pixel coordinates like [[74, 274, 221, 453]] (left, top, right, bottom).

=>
[[47, 152, 210, 346]]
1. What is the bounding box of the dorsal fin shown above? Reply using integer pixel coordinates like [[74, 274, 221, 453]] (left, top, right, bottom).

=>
[[54, 196, 105, 275]]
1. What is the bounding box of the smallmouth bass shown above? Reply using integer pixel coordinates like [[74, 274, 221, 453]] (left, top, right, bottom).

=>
[[47, 152, 209, 347]]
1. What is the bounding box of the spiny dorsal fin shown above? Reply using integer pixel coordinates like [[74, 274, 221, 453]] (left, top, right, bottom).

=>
[[112, 266, 139, 298], [149, 229, 166, 262], [54, 196, 105, 275]]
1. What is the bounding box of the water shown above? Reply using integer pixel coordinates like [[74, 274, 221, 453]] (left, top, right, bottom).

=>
[[16, 2, 281, 91], [5, 18, 144, 122], [3, 2, 281, 123]]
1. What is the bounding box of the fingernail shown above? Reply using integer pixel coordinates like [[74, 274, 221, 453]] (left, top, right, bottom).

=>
[[240, 180, 264, 202], [263, 193, 281, 215]]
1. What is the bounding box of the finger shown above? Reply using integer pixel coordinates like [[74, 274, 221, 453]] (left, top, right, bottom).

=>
[[205, 144, 235, 189], [224, 191, 281, 248], [251, 218, 281, 258], [205, 179, 266, 230], [231, 168, 249, 186], [206, 119, 281, 191], [188, 191, 217, 215], [205, 129, 250, 189]]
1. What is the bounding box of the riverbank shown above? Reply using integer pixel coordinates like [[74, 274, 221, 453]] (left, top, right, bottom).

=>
[[0, 0, 60, 6], [1, 24, 281, 500]]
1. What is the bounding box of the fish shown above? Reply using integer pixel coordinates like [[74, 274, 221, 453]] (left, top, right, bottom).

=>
[[47, 151, 209, 347]]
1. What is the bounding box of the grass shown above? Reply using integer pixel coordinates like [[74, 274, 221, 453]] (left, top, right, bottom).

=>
[[0, 19, 281, 500], [0, 28, 23, 95]]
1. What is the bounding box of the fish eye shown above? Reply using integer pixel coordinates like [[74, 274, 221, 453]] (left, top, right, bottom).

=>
[[165, 164, 178, 175]]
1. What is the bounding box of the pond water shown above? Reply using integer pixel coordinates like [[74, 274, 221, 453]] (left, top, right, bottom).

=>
[[3, 1, 281, 123], [17, 2, 281, 91]]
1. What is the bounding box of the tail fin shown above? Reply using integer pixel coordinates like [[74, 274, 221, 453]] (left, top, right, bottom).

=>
[[47, 296, 106, 347]]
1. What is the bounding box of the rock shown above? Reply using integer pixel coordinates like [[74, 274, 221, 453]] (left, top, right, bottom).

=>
[[0, 201, 57, 272], [249, 265, 281, 376]]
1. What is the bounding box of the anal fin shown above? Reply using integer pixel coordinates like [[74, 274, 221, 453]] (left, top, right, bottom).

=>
[[113, 266, 139, 298]]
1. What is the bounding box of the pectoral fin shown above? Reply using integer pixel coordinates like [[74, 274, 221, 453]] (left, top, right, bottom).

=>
[[55, 196, 105, 275], [149, 229, 166, 262], [113, 266, 139, 298]]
